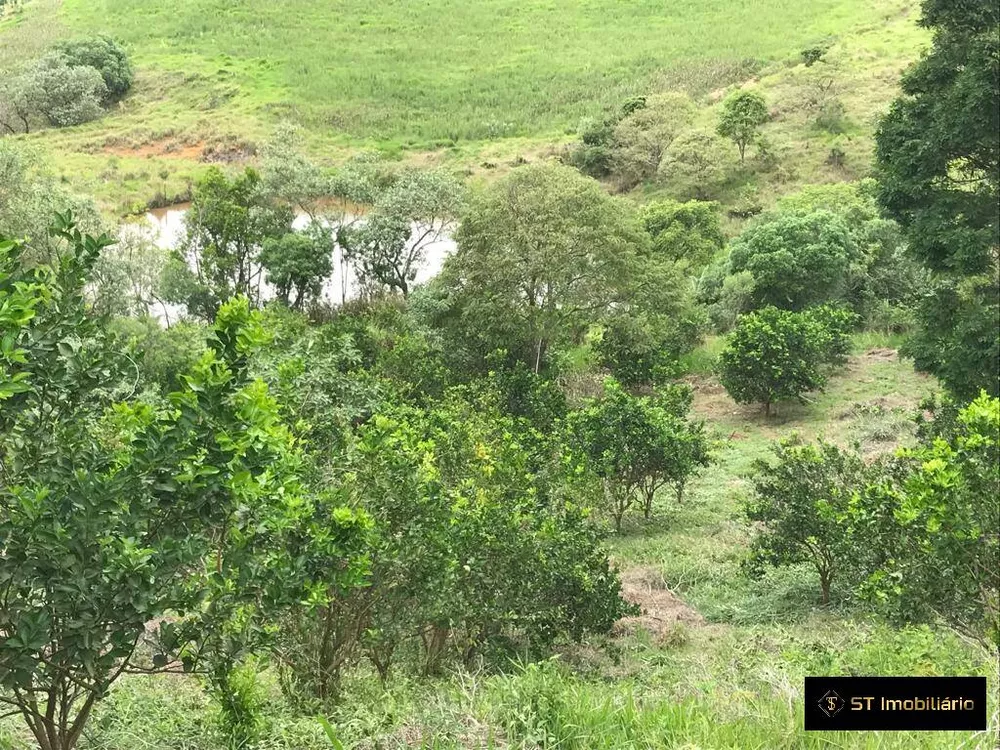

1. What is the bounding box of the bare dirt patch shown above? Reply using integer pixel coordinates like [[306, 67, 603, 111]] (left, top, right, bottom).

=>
[[682, 374, 760, 422], [614, 566, 705, 643], [102, 134, 257, 164]]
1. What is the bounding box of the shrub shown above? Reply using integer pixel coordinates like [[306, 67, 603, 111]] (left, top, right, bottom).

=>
[[0, 219, 370, 749], [565, 380, 710, 528], [804, 304, 857, 366], [275, 393, 631, 696], [608, 92, 697, 189], [27, 54, 108, 127], [815, 98, 848, 134], [639, 198, 724, 269], [850, 394, 1000, 650], [658, 128, 736, 200], [596, 311, 701, 387], [801, 44, 829, 66]]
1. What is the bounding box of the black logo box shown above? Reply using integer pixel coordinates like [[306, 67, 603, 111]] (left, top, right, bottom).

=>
[[804, 676, 987, 731]]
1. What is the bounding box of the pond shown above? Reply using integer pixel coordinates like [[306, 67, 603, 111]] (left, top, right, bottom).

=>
[[133, 203, 456, 316]]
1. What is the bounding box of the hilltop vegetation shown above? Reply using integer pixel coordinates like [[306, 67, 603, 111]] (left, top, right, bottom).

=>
[[1, 0, 928, 212]]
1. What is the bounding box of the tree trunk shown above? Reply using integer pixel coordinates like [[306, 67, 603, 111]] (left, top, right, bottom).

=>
[[642, 486, 655, 520], [368, 643, 395, 686], [819, 569, 832, 605], [421, 624, 450, 676]]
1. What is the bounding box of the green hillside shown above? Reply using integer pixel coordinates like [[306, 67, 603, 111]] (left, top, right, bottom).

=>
[[1, 0, 928, 212], [3, 2, 996, 749]]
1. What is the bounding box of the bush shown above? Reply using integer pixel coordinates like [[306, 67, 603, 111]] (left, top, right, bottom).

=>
[[54, 35, 134, 101], [815, 98, 848, 134], [804, 304, 857, 366], [801, 44, 829, 66], [27, 54, 108, 127], [565, 380, 710, 529], [596, 311, 701, 387], [569, 117, 616, 177], [639, 198, 724, 269], [658, 128, 736, 200], [0, 223, 370, 748], [850, 394, 1000, 650], [275, 393, 632, 696]]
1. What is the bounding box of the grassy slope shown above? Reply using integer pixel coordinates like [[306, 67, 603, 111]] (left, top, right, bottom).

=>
[[1, 0, 927, 213], [0, 338, 993, 749]]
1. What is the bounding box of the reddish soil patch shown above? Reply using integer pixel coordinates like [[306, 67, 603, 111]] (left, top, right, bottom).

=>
[[614, 566, 705, 642]]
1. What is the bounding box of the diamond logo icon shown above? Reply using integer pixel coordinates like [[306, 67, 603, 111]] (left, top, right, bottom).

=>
[[818, 689, 845, 718]]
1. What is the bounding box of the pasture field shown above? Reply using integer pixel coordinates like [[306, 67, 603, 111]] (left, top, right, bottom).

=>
[[1, 0, 928, 212]]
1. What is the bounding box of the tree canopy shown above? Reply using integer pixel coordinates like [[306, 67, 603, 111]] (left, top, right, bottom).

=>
[[440, 163, 644, 372], [874, 0, 999, 398]]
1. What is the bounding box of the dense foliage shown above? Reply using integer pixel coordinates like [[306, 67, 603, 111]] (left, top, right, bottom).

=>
[[850, 394, 999, 649], [1, 2, 997, 739], [874, 0, 999, 399], [745, 438, 866, 603], [0, 36, 132, 134], [698, 181, 922, 330], [565, 380, 710, 530], [0, 219, 370, 749]]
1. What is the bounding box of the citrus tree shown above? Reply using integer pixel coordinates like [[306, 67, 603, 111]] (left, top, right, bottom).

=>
[[851, 394, 1000, 650], [744, 437, 865, 604], [716, 306, 829, 416], [0, 217, 368, 750], [565, 380, 710, 529]]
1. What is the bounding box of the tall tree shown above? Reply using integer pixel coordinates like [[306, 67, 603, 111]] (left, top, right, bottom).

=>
[[874, 0, 999, 399], [727, 209, 854, 311], [441, 163, 643, 373]]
